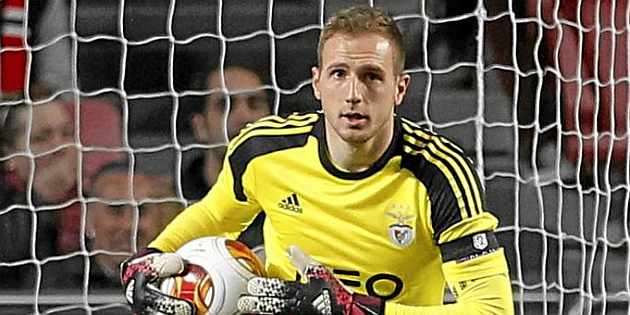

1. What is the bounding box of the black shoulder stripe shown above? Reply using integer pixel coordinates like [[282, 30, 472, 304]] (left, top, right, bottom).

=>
[[439, 231, 499, 262], [402, 139, 473, 219], [259, 113, 318, 124], [439, 139, 486, 208], [439, 137, 465, 156], [231, 113, 319, 148], [435, 137, 484, 214], [229, 133, 309, 201], [403, 130, 483, 216], [401, 142, 464, 237]]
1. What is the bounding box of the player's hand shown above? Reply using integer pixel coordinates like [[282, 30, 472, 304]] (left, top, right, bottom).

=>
[[120, 248, 192, 315], [237, 246, 384, 315]]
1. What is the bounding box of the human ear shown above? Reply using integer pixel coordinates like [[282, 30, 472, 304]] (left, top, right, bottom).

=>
[[394, 73, 411, 106], [191, 113, 209, 142], [311, 66, 321, 100]]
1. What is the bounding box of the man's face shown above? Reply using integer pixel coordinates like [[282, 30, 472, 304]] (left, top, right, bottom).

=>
[[196, 67, 271, 143], [312, 33, 409, 145], [12, 101, 78, 202], [88, 172, 164, 274]]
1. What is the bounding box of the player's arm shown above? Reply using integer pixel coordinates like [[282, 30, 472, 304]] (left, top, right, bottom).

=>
[[390, 134, 513, 314], [121, 142, 261, 314], [385, 229, 513, 315], [237, 235, 512, 315], [147, 197, 244, 252], [149, 145, 261, 252], [384, 133, 514, 314]]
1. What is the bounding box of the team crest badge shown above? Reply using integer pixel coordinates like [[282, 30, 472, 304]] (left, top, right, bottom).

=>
[[472, 233, 488, 250], [386, 205, 416, 248]]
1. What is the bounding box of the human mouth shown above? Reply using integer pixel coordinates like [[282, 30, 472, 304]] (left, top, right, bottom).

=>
[[340, 112, 369, 127], [36, 149, 68, 167]]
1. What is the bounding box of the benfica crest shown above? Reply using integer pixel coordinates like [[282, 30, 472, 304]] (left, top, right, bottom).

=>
[[388, 224, 415, 247], [386, 206, 415, 248]]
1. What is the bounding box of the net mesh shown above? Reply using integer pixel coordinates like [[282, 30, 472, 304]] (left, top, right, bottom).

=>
[[1, 0, 629, 314]]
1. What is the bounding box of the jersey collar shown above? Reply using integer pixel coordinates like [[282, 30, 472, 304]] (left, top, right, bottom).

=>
[[312, 112, 403, 180]]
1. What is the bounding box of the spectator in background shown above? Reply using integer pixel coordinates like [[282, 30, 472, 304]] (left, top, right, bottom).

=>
[[1, 0, 72, 95], [191, 65, 273, 146], [183, 144, 227, 202], [184, 65, 272, 249], [484, 1, 629, 296], [0, 91, 75, 289], [486, 1, 628, 183], [529, 0, 628, 176], [75, 160, 181, 289], [185, 65, 272, 200], [510, 0, 629, 179], [2, 97, 77, 206], [0, 87, 123, 289], [57, 95, 124, 254]]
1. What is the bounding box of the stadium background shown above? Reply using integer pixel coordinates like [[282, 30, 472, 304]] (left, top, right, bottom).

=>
[[1, 0, 629, 314]]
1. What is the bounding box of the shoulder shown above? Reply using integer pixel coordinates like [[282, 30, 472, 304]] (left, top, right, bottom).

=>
[[397, 117, 486, 237], [398, 117, 471, 175], [227, 112, 321, 157], [222, 112, 321, 202], [233, 112, 321, 142]]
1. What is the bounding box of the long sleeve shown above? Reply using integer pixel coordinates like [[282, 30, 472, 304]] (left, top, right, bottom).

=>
[[385, 249, 513, 315], [149, 141, 261, 252], [149, 201, 241, 252]]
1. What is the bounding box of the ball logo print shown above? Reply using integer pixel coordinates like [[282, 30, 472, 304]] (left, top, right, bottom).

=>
[[159, 236, 266, 315], [162, 264, 213, 314]]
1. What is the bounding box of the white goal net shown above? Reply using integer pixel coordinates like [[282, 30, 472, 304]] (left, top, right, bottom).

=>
[[0, 0, 629, 314]]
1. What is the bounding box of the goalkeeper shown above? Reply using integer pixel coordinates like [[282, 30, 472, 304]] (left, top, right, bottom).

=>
[[121, 5, 513, 315]]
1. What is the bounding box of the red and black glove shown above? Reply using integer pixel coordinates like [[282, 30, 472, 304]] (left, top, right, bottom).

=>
[[237, 246, 384, 315], [120, 248, 193, 315]]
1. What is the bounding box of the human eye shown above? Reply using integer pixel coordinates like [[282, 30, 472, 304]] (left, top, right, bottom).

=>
[[247, 94, 267, 109], [139, 203, 153, 214], [209, 94, 228, 113], [365, 71, 383, 82], [31, 130, 51, 144], [62, 126, 74, 139], [330, 69, 346, 79], [108, 204, 126, 217]]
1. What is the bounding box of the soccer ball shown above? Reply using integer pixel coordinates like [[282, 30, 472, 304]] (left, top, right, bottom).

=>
[[159, 236, 266, 315]]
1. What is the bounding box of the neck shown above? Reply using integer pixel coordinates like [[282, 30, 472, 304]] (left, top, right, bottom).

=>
[[325, 120, 394, 173]]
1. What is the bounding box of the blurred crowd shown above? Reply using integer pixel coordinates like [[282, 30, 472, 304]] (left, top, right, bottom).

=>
[[0, 64, 271, 291]]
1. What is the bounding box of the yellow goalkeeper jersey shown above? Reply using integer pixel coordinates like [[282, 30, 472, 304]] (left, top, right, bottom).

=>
[[151, 112, 512, 313]]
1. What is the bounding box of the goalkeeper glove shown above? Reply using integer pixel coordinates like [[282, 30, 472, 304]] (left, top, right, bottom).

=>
[[237, 246, 384, 315], [120, 248, 193, 315]]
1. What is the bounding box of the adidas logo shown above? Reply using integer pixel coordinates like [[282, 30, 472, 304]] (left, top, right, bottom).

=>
[[312, 291, 332, 315], [278, 193, 302, 213]]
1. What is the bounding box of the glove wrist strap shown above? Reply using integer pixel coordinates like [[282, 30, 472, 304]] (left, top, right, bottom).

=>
[[351, 293, 385, 315], [120, 247, 163, 285], [128, 272, 195, 315]]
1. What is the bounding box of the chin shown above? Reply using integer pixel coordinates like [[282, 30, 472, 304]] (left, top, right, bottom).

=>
[[339, 130, 372, 144], [328, 119, 374, 144]]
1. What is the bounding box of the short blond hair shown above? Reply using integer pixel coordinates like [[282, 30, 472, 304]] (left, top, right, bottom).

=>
[[318, 6, 405, 74]]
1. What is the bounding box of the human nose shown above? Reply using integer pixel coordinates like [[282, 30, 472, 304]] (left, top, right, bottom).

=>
[[111, 205, 135, 225], [51, 132, 67, 147], [345, 76, 362, 106], [50, 129, 73, 149], [228, 101, 249, 123], [117, 207, 136, 236]]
